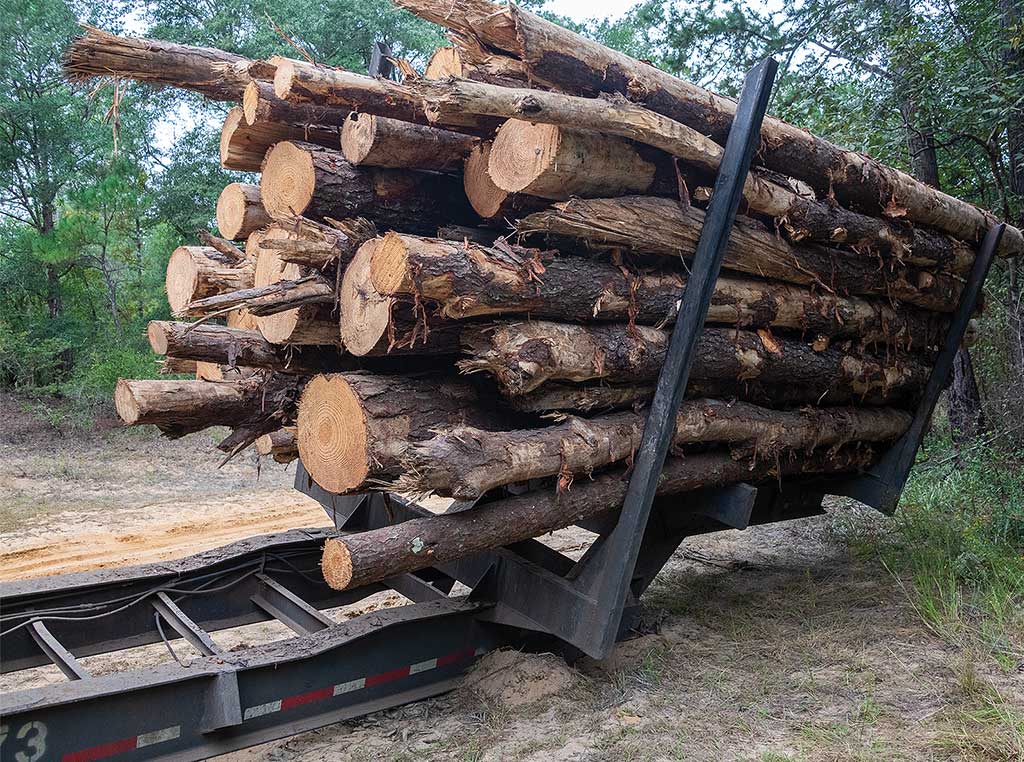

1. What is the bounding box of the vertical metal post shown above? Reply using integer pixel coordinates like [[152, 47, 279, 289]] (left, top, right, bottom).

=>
[[368, 41, 394, 79], [570, 58, 779, 658]]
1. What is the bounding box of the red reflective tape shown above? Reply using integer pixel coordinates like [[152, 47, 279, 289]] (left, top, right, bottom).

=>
[[437, 647, 477, 667], [365, 665, 410, 687], [280, 686, 335, 710], [62, 736, 138, 762]]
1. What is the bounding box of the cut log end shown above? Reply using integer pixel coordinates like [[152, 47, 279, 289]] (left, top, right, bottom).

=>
[[165, 246, 201, 315], [254, 245, 310, 343], [218, 107, 245, 168], [272, 57, 297, 100], [297, 374, 370, 494], [464, 142, 507, 218], [242, 80, 261, 124], [425, 47, 463, 79], [488, 119, 560, 194], [216, 182, 270, 240], [261, 141, 316, 219], [113, 379, 141, 425], [340, 113, 377, 166], [339, 239, 390, 355], [370, 232, 412, 295], [147, 321, 170, 355], [321, 538, 353, 589]]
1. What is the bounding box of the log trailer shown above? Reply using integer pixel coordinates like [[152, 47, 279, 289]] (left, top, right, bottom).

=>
[[0, 60, 1004, 761]]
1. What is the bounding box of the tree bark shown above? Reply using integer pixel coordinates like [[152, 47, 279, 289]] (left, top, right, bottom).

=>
[[219, 107, 340, 173], [339, 239, 462, 357], [296, 372, 508, 494], [259, 141, 473, 233], [341, 114, 478, 172], [256, 427, 299, 463], [159, 357, 198, 375], [165, 245, 255, 315], [391, 0, 1024, 257], [243, 81, 349, 127], [320, 445, 875, 590], [397, 400, 911, 498], [216, 183, 272, 241], [460, 321, 929, 402], [463, 142, 549, 220], [253, 216, 378, 270], [63, 26, 259, 101], [147, 321, 352, 375], [521, 197, 963, 313], [371, 232, 947, 349]]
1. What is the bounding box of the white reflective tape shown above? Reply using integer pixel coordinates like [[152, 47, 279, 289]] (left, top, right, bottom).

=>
[[136, 726, 181, 748], [333, 677, 365, 696], [243, 700, 282, 720], [409, 658, 437, 675]]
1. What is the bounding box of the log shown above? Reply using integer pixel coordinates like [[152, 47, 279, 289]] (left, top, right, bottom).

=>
[[219, 107, 340, 173], [463, 142, 548, 220], [340, 114, 478, 172], [256, 427, 298, 463], [63, 26, 257, 101], [227, 308, 260, 332], [216, 183, 272, 241], [196, 231, 246, 262], [418, 82, 973, 270], [489, 119, 671, 199], [296, 372, 506, 494], [425, 44, 530, 88], [339, 239, 461, 356], [194, 361, 258, 382], [243, 81, 349, 127], [254, 216, 377, 269], [272, 58, 498, 134], [115, 377, 259, 434], [320, 445, 875, 590], [259, 141, 473, 233], [165, 245, 255, 315], [147, 321, 351, 375], [253, 245, 340, 345], [183, 275, 334, 318], [371, 232, 947, 349], [460, 321, 930, 400], [398, 400, 912, 498], [393, 0, 1024, 258], [159, 357, 198, 375], [520, 197, 963, 313]]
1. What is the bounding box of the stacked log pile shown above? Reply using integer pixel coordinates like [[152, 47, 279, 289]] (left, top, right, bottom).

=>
[[64, 0, 1022, 592]]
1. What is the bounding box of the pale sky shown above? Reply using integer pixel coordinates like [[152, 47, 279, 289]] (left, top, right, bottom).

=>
[[544, 0, 632, 21]]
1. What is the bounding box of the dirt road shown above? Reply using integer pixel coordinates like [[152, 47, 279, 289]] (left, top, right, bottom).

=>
[[2, 397, 1021, 760]]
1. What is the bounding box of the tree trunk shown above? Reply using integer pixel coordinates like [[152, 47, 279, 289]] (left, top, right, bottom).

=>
[[63, 26, 259, 101], [296, 372, 508, 494], [147, 321, 352, 375], [259, 141, 473, 233], [339, 239, 462, 357], [391, 0, 1024, 257], [340, 114, 478, 172], [243, 81, 349, 127], [463, 142, 549, 220], [165, 245, 255, 315], [216, 183, 272, 241], [114, 377, 258, 432], [521, 197, 962, 312], [371, 232, 947, 348], [252, 216, 378, 270], [425, 44, 530, 88], [273, 58, 499, 135], [320, 445, 875, 590], [460, 320, 929, 401], [181, 275, 335, 318], [219, 107, 340, 173], [256, 427, 299, 463], [397, 400, 911, 498], [948, 344, 986, 445]]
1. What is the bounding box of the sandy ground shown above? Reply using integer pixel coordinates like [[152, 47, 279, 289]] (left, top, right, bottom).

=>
[[2, 396, 1022, 761]]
